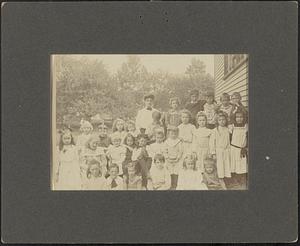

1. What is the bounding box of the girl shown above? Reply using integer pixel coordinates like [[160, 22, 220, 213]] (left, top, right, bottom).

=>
[[203, 92, 218, 129], [193, 112, 212, 173], [209, 112, 232, 182], [83, 159, 106, 190], [164, 125, 183, 190], [98, 122, 111, 150], [231, 92, 248, 122], [177, 154, 208, 190], [106, 133, 127, 176], [55, 131, 82, 190], [148, 154, 171, 190], [111, 118, 127, 143], [131, 134, 152, 189], [229, 110, 248, 189], [202, 157, 227, 190], [218, 93, 234, 124], [126, 120, 139, 138], [103, 164, 124, 190], [81, 136, 107, 179], [76, 120, 93, 154], [122, 133, 137, 174], [123, 161, 143, 190], [178, 109, 196, 154], [146, 111, 164, 143], [146, 128, 167, 159], [163, 97, 182, 128]]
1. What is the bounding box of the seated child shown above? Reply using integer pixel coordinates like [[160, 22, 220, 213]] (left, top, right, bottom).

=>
[[148, 154, 171, 190], [202, 157, 227, 190], [103, 164, 124, 190], [123, 161, 143, 190], [176, 153, 208, 190], [146, 128, 167, 159], [106, 133, 126, 176], [98, 122, 111, 150], [178, 109, 196, 154], [203, 91, 218, 129], [83, 159, 106, 190]]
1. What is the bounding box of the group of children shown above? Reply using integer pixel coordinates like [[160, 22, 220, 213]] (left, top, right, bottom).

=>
[[54, 89, 248, 191]]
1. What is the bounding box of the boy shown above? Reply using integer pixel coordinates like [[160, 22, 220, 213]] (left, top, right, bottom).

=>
[[104, 164, 124, 190], [185, 89, 206, 125]]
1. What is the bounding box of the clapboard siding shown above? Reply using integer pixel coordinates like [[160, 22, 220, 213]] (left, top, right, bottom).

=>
[[214, 55, 248, 107]]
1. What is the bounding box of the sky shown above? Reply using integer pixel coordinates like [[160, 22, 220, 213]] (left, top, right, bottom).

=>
[[64, 54, 215, 77]]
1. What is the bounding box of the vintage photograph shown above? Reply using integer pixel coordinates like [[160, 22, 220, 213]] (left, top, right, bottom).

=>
[[51, 54, 248, 191]]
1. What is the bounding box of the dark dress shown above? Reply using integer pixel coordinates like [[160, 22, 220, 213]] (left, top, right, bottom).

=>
[[185, 100, 206, 125]]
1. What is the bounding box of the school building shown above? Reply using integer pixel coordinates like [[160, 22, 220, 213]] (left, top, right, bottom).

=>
[[214, 54, 249, 108]]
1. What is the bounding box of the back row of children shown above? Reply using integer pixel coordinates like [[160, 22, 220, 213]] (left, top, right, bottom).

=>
[[54, 90, 248, 191]]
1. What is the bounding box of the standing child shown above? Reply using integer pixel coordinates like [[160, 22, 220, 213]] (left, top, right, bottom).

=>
[[76, 120, 93, 154], [209, 112, 232, 183], [55, 131, 82, 190], [231, 92, 248, 122], [122, 133, 137, 175], [178, 109, 196, 154], [163, 97, 182, 128], [131, 134, 152, 189], [202, 157, 227, 190], [218, 93, 234, 124], [184, 89, 206, 125], [83, 159, 106, 190], [229, 110, 248, 189], [106, 133, 127, 176], [164, 125, 183, 190], [126, 120, 139, 138], [193, 112, 212, 173], [146, 111, 164, 143], [148, 154, 171, 190], [98, 122, 111, 150], [103, 164, 124, 190], [123, 161, 143, 190], [146, 128, 167, 159], [111, 118, 127, 143], [203, 92, 218, 129], [177, 154, 208, 190]]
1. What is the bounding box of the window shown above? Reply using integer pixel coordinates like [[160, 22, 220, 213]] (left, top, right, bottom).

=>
[[224, 54, 247, 77]]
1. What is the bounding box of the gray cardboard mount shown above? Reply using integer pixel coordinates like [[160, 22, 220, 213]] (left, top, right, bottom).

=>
[[1, 1, 298, 243]]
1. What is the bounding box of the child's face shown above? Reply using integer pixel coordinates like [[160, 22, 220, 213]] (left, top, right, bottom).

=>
[[191, 94, 198, 102], [155, 134, 164, 143], [181, 113, 190, 124], [82, 127, 92, 134], [235, 113, 244, 124], [221, 97, 230, 106], [197, 116, 207, 128], [154, 159, 164, 169], [231, 96, 241, 105], [62, 134, 72, 145], [109, 167, 119, 179], [144, 98, 153, 108], [168, 130, 178, 140], [90, 164, 101, 177], [171, 100, 179, 110], [218, 116, 227, 127], [98, 126, 108, 137], [128, 124, 135, 132], [89, 140, 98, 150], [112, 138, 121, 147], [126, 137, 134, 146], [204, 164, 214, 174], [185, 157, 195, 170], [206, 96, 214, 104], [138, 137, 147, 147], [116, 122, 124, 131]]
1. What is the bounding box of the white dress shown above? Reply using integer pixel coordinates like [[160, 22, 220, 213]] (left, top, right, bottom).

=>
[[83, 176, 106, 190], [210, 126, 231, 178], [55, 146, 82, 190], [146, 142, 167, 159], [176, 169, 208, 190], [135, 107, 159, 131], [165, 138, 183, 175], [178, 123, 196, 154], [193, 127, 212, 172], [106, 145, 126, 175], [229, 124, 248, 174], [149, 165, 171, 190]]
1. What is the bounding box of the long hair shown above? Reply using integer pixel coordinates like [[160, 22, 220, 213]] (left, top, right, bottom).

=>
[[86, 159, 102, 179], [112, 118, 125, 132], [123, 133, 137, 147], [180, 109, 192, 123], [182, 153, 197, 170], [58, 132, 75, 151], [232, 109, 247, 127], [216, 112, 229, 127], [196, 111, 208, 128]]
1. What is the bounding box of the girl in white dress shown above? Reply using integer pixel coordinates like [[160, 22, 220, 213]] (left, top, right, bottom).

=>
[[148, 154, 171, 190], [55, 132, 82, 190], [229, 110, 248, 189], [178, 109, 196, 154], [193, 112, 212, 173], [83, 159, 106, 190], [76, 120, 93, 155], [177, 153, 208, 190], [209, 112, 232, 180]]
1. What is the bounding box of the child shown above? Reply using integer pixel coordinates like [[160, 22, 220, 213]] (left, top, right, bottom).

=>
[[98, 122, 111, 149], [83, 159, 106, 190], [203, 92, 218, 129], [147, 154, 171, 190], [81, 136, 107, 179], [229, 110, 248, 189], [55, 131, 82, 190], [131, 133, 152, 189], [184, 89, 206, 125], [103, 164, 124, 190], [218, 93, 234, 124], [163, 97, 182, 127], [146, 129, 167, 159], [209, 112, 232, 182], [193, 112, 212, 173], [122, 133, 137, 174], [231, 92, 248, 122], [106, 133, 127, 176], [123, 161, 143, 190], [146, 111, 164, 143], [76, 120, 93, 154], [202, 157, 227, 190], [111, 118, 127, 143], [177, 154, 208, 190], [178, 109, 196, 154], [126, 120, 139, 138], [164, 125, 183, 190]]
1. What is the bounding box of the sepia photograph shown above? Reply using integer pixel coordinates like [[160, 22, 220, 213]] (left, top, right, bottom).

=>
[[51, 54, 249, 191]]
